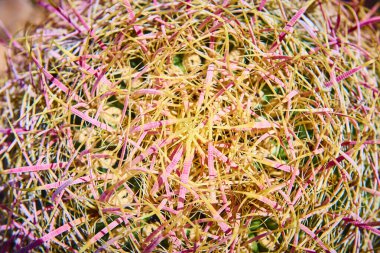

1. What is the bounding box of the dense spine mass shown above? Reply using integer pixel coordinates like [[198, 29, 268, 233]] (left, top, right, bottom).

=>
[[0, 0, 379, 252]]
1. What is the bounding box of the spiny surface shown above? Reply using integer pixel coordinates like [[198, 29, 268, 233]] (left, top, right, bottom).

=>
[[0, 0, 379, 252]]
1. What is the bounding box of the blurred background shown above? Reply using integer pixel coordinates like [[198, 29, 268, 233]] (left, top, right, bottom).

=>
[[0, 0, 44, 72], [0, 0, 44, 36]]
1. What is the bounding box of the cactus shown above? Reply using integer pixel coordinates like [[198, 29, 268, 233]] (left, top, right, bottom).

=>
[[0, 0, 379, 252]]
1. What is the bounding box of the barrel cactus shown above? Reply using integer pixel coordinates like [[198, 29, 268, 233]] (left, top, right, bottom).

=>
[[0, 0, 379, 252]]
